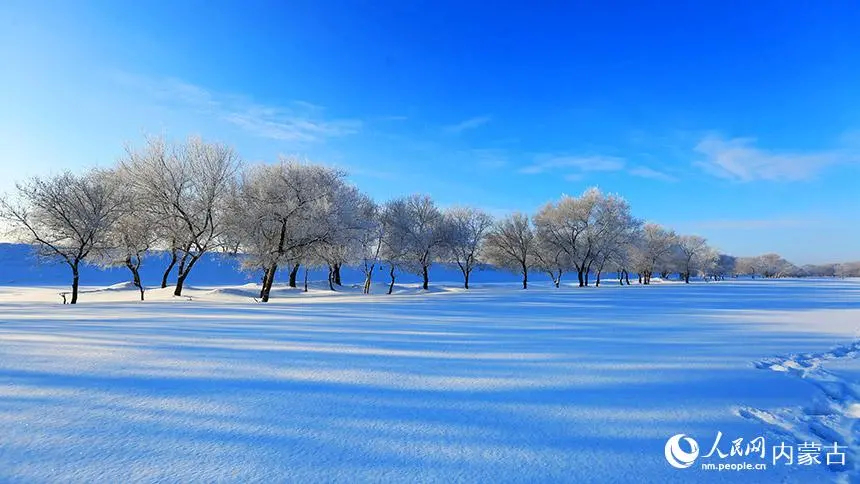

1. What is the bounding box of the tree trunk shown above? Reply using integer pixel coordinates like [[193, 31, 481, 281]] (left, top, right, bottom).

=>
[[260, 263, 278, 302], [684, 272, 690, 283], [388, 265, 396, 295], [328, 266, 335, 291], [176, 248, 190, 280], [638, 273, 643, 284], [577, 269, 584, 287], [161, 249, 178, 289], [174, 272, 189, 296], [174, 254, 201, 296], [70, 261, 80, 305], [303, 266, 309, 292], [584, 260, 595, 286], [259, 270, 268, 299], [333, 263, 342, 286], [125, 256, 145, 301], [625, 270, 631, 285], [363, 265, 374, 295], [422, 265, 429, 290], [596, 270, 601, 287], [464, 270, 470, 289], [288, 263, 300, 288], [521, 263, 528, 289]]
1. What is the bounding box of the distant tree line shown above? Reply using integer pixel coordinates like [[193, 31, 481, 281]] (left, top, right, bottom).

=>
[[0, 135, 846, 304]]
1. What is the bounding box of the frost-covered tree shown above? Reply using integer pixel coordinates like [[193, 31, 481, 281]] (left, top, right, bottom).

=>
[[383, 194, 446, 290], [587, 192, 640, 286], [120, 135, 240, 296], [0, 169, 124, 304], [354, 198, 384, 294], [734, 253, 795, 279], [534, 188, 638, 287], [533, 191, 594, 287], [314, 184, 375, 291], [443, 207, 493, 289], [802, 263, 838, 277], [534, 231, 569, 288], [484, 212, 536, 289], [157, 217, 188, 289], [677, 235, 709, 283], [733, 256, 759, 278], [94, 170, 159, 300], [380, 200, 411, 294], [631, 223, 677, 284], [834, 262, 860, 278], [228, 159, 343, 302], [758, 253, 794, 278], [710, 254, 736, 281]]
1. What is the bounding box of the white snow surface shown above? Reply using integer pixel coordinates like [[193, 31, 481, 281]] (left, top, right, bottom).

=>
[[1, 278, 859, 483]]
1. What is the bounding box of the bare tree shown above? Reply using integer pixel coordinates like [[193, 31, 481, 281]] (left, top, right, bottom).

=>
[[380, 200, 411, 295], [610, 233, 639, 286], [383, 194, 445, 290], [758, 253, 794, 278], [709, 254, 736, 281], [677, 235, 709, 283], [120, 135, 241, 296], [157, 225, 185, 289], [443, 207, 493, 289], [484, 213, 536, 289], [631, 223, 677, 284], [354, 198, 384, 294], [533, 192, 593, 287], [587, 192, 640, 286], [228, 159, 343, 302], [0, 169, 123, 304], [733, 256, 758, 278], [534, 188, 638, 287], [93, 170, 158, 300], [313, 184, 375, 291], [534, 232, 569, 288]]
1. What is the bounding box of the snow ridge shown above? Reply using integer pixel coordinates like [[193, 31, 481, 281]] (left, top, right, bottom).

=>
[[738, 341, 860, 482]]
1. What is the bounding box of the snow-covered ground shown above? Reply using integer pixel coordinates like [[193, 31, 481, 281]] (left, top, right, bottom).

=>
[[1, 279, 859, 483]]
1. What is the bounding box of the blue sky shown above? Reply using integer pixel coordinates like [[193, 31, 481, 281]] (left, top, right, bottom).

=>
[[1, 1, 858, 264]]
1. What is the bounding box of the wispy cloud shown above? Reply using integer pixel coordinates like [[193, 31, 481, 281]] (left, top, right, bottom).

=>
[[520, 155, 625, 175], [628, 166, 677, 182], [694, 134, 857, 182], [113, 73, 361, 143], [444, 115, 491, 134], [520, 153, 676, 182]]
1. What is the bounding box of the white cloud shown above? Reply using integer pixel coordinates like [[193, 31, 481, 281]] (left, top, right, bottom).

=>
[[520, 155, 625, 175], [694, 134, 856, 182], [628, 166, 676, 182], [444, 115, 491, 134], [113, 72, 361, 143]]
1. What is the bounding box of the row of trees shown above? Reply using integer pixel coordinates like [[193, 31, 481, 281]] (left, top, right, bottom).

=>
[[0, 135, 809, 304], [798, 262, 860, 278]]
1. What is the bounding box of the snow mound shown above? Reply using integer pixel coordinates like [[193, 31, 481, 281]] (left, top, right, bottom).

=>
[[739, 341, 860, 479], [103, 281, 138, 291]]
